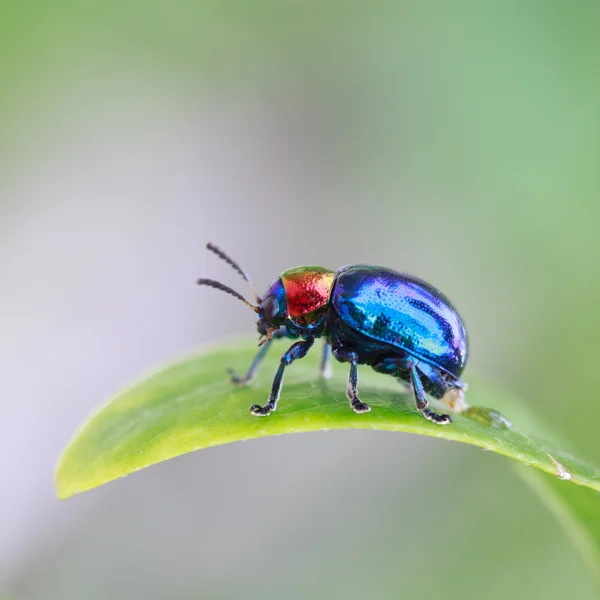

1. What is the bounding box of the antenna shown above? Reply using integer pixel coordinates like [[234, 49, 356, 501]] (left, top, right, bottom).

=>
[[206, 243, 260, 303], [196, 278, 259, 313]]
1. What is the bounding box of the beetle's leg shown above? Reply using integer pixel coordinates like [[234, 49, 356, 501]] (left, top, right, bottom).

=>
[[250, 338, 314, 416], [416, 362, 469, 412], [414, 361, 447, 399], [346, 352, 370, 413], [228, 339, 272, 386], [409, 362, 452, 425], [229, 327, 287, 385], [319, 341, 332, 379], [333, 347, 370, 413]]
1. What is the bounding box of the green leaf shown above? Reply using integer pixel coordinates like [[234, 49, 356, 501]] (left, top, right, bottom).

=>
[[56, 340, 600, 501]]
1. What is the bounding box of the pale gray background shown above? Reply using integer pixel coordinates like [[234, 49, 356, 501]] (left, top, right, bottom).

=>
[[2, 2, 599, 598]]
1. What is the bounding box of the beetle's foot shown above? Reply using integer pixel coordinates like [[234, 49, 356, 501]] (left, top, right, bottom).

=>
[[228, 368, 252, 386], [424, 408, 452, 425], [250, 403, 273, 416], [351, 400, 371, 414]]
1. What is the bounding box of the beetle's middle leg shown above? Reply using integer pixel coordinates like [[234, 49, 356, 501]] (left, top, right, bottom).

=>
[[333, 347, 370, 413], [250, 338, 314, 416]]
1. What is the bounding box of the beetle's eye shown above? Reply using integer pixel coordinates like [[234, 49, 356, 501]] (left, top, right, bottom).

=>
[[262, 295, 279, 320]]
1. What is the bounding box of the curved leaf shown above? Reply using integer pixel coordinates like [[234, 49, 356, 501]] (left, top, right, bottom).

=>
[[55, 340, 600, 500]]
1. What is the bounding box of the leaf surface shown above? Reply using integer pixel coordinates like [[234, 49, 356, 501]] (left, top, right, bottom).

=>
[[55, 341, 600, 500]]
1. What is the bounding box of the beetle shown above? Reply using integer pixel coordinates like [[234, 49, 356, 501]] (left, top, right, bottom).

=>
[[198, 243, 468, 424]]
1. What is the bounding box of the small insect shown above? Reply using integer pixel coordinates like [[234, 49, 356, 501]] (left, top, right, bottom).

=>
[[198, 243, 468, 425]]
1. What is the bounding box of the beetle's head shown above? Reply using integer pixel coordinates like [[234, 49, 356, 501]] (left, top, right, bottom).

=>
[[197, 243, 287, 344], [256, 278, 287, 340]]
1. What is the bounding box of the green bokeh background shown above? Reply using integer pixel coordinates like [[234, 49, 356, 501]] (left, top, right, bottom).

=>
[[2, 1, 600, 599]]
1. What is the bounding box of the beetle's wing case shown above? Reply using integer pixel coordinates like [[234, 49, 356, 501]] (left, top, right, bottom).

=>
[[331, 266, 468, 378]]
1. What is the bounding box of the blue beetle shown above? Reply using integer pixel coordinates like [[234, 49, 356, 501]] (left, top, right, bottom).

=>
[[198, 244, 468, 425]]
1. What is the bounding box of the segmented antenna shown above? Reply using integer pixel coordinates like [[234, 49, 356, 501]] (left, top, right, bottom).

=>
[[206, 242, 260, 303], [197, 278, 259, 313]]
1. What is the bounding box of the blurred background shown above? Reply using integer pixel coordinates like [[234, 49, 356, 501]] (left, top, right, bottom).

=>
[[2, 1, 600, 598]]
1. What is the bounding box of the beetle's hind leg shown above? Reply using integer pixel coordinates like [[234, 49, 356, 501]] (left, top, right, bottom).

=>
[[229, 328, 288, 385], [250, 338, 314, 416], [416, 361, 469, 413], [371, 356, 451, 423], [409, 362, 452, 425], [417, 361, 469, 413]]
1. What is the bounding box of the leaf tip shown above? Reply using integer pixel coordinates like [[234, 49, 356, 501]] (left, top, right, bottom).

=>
[[54, 450, 78, 500]]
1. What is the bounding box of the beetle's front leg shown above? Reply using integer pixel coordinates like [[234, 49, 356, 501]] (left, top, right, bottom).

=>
[[229, 328, 288, 386], [250, 338, 314, 416]]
